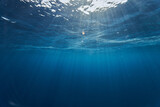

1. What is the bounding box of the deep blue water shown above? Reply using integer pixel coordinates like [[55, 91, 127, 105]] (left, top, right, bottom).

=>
[[1, 0, 160, 107]]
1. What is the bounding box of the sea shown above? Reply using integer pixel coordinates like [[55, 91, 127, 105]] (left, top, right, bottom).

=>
[[0, 0, 160, 107]]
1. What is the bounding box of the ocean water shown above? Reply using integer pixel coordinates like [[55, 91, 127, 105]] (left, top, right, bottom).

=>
[[1, 0, 160, 107]]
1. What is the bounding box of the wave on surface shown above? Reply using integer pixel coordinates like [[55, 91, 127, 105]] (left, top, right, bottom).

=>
[[0, 0, 160, 50]]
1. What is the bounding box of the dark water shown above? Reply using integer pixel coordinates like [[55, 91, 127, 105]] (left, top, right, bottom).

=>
[[0, 0, 160, 107]]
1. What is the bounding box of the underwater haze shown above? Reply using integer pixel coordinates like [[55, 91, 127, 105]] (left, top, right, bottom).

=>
[[0, 0, 160, 107]]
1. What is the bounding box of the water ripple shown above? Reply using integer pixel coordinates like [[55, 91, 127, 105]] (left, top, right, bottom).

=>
[[0, 0, 160, 50]]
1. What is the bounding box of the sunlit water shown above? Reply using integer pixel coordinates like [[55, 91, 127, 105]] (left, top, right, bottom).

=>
[[0, 0, 160, 107]]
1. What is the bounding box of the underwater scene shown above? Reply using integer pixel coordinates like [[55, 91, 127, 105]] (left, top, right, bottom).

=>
[[0, 0, 160, 107]]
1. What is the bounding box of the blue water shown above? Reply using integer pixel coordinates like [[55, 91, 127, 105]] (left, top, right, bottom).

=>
[[1, 0, 160, 107]]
